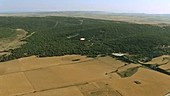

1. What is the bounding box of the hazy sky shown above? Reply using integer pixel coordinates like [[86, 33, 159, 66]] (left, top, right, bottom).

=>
[[0, 0, 170, 14]]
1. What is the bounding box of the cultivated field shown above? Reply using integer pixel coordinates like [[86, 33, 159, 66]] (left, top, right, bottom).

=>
[[0, 72, 34, 96], [144, 55, 170, 73], [145, 55, 170, 65], [0, 55, 169, 96], [108, 68, 170, 96]]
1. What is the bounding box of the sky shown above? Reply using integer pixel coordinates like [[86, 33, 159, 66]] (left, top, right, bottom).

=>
[[0, 0, 170, 14]]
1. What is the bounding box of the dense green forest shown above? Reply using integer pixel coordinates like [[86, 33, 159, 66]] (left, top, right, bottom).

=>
[[0, 28, 16, 39], [0, 16, 170, 62]]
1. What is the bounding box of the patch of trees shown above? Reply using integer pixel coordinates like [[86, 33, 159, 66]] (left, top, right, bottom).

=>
[[0, 27, 16, 38]]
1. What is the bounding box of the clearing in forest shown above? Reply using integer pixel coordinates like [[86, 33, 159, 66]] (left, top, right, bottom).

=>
[[0, 29, 32, 56]]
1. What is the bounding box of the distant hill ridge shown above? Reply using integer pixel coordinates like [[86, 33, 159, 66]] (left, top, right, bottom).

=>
[[1, 11, 170, 24]]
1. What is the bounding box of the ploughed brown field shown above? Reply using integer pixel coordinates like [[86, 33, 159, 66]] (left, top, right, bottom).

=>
[[0, 55, 169, 96]]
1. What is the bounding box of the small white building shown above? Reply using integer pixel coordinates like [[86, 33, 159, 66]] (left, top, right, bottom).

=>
[[112, 53, 125, 57], [80, 38, 85, 41]]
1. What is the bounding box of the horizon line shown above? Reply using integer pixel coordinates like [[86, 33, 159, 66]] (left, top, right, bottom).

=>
[[0, 10, 170, 15]]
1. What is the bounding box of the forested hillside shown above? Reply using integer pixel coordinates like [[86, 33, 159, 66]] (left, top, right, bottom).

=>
[[0, 16, 170, 62], [0, 28, 16, 39]]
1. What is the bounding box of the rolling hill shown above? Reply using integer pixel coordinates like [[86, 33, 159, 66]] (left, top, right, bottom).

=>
[[0, 16, 169, 62]]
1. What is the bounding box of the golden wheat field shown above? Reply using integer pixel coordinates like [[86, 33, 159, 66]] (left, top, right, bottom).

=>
[[0, 55, 169, 96]]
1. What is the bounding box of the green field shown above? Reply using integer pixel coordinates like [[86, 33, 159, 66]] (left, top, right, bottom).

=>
[[0, 16, 170, 62]]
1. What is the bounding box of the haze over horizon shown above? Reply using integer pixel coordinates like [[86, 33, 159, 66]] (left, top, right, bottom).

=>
[[0, 0, 170, 14]]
